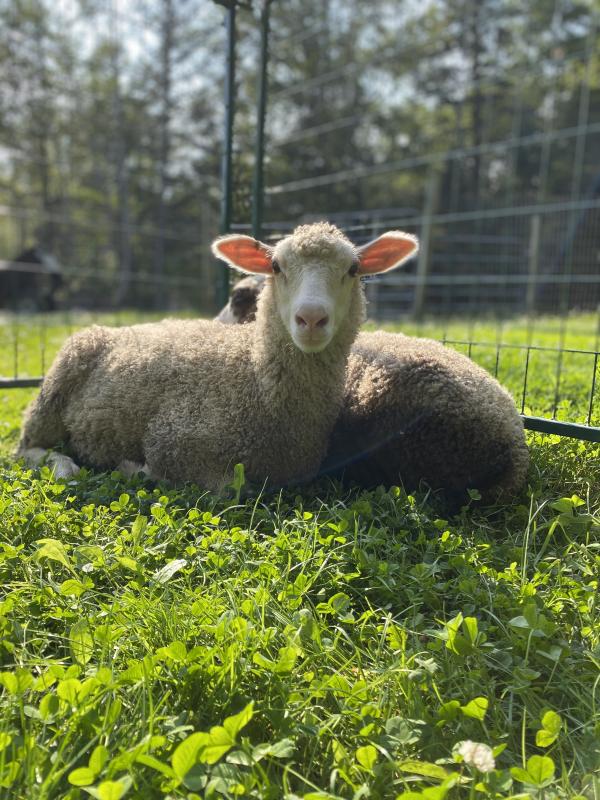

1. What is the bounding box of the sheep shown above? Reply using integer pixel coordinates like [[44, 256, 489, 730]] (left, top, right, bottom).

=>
[[321, 330, 529, 504], [17, 223, 419, 490], [215, 279, 529, 502], [214, 275, 265, 324]]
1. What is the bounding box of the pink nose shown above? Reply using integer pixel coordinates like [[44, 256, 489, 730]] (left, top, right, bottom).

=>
[[295, 305, 330, 331]]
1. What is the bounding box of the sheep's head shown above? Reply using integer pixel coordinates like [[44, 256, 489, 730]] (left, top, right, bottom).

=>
[[212, 223, 418, 354]]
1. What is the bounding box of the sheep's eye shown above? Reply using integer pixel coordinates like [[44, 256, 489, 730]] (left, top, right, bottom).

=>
[[348, 261, 359, 277], [271, 259, 281, 274]]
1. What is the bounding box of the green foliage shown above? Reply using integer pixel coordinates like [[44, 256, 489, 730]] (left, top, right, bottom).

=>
[[229, 464, 247, 505], [536, 710, 563, 748], [0, 315, 598, 797], [0, 1, 223, 311], [511, 755, 555, 787]]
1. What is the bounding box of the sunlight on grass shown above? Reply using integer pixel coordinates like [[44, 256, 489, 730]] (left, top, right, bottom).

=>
[[0, 443, 598, 798], [0, 312, 598, 798]]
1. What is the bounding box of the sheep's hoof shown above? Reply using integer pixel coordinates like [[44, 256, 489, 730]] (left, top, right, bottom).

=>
[[46, 453, 81, 479]]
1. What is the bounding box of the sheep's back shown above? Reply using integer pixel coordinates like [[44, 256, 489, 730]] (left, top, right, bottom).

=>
[[61, 319, 252, 468], [326, 330, 528, 500], [347, 331, 517, 417]]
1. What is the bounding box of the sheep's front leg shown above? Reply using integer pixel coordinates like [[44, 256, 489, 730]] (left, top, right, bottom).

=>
[[19, 447, 81, 479]]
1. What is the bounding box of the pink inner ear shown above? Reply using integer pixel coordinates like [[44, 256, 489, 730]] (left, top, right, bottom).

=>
[[216, 238, 272, 273], [360, 234, 417, 273]]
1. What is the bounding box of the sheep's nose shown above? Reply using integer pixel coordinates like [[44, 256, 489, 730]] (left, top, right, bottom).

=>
[[295, 305, 330, 331]]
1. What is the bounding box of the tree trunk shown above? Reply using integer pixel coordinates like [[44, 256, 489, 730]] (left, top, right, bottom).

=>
[[468, 0, 483, 204], [32, 17, 53, 253], [154, 0, 175, 309], [110, 36, 132, 308]]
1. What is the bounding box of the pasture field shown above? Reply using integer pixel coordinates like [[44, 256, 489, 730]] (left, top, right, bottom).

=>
[[0, 313, 599, 799]]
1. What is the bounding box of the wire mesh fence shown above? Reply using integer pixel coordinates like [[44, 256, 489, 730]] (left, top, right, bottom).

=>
[[244, 0, 600, 440], [258, 11, 600, 321], [2, 310, 597, 440], [1, 0, 599, 443]]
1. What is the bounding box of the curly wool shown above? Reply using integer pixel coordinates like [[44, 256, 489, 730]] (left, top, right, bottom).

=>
[[322, 331, 529, 502], [284, 222, 359, 260]]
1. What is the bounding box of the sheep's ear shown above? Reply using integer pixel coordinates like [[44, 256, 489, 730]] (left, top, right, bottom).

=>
[[358, 231, 419, 274], [212, 234, 273, 274]]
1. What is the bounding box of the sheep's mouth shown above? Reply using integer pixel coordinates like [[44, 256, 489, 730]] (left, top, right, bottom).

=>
[[292, 330, 332, 354]]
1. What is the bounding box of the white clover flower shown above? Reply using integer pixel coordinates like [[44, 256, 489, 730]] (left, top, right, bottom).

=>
[[456, 740, 496, 773]]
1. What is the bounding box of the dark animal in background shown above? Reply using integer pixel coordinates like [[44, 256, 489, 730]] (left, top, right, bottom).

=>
[[321, 331, 528, 504], [0, 247, 63, 311], [214, 276, 265, 324], [216, 276, 529, 502]]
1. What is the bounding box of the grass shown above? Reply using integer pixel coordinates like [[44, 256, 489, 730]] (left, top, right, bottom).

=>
[[1, 310, 599, 424], [0, 312, 599, 799]]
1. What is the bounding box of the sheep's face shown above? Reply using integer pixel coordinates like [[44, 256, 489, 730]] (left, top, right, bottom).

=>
[[212, 224, 419, 354], [270, 226, 359, 353]]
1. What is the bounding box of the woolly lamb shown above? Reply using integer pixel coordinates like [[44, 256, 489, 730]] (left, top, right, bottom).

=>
[[215, 279, 528, 501], [18, 223, 418, 490], [322, 331, 529, 503]]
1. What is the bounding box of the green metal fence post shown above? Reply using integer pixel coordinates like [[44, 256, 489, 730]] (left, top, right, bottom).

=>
[[251, 0, 272, 240], [216, 1, 237, 308]]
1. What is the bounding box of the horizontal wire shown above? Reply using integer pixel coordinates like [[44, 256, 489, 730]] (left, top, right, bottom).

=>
[[258, 197, 600, 234], [375, 197, 600, 228], [374, 274, 600, 287], [267, 49, 596, 149], [269, 114, 362, 148], [269, 39, 593, 102], [4, 259, 597, 289], [267, 121, 600, 194], [0, 142, 221, 170], [270, 17, 331, 45], [0, 262, 207, 288], [0, 205, 208, 245], [442, 339, 599, 357]]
